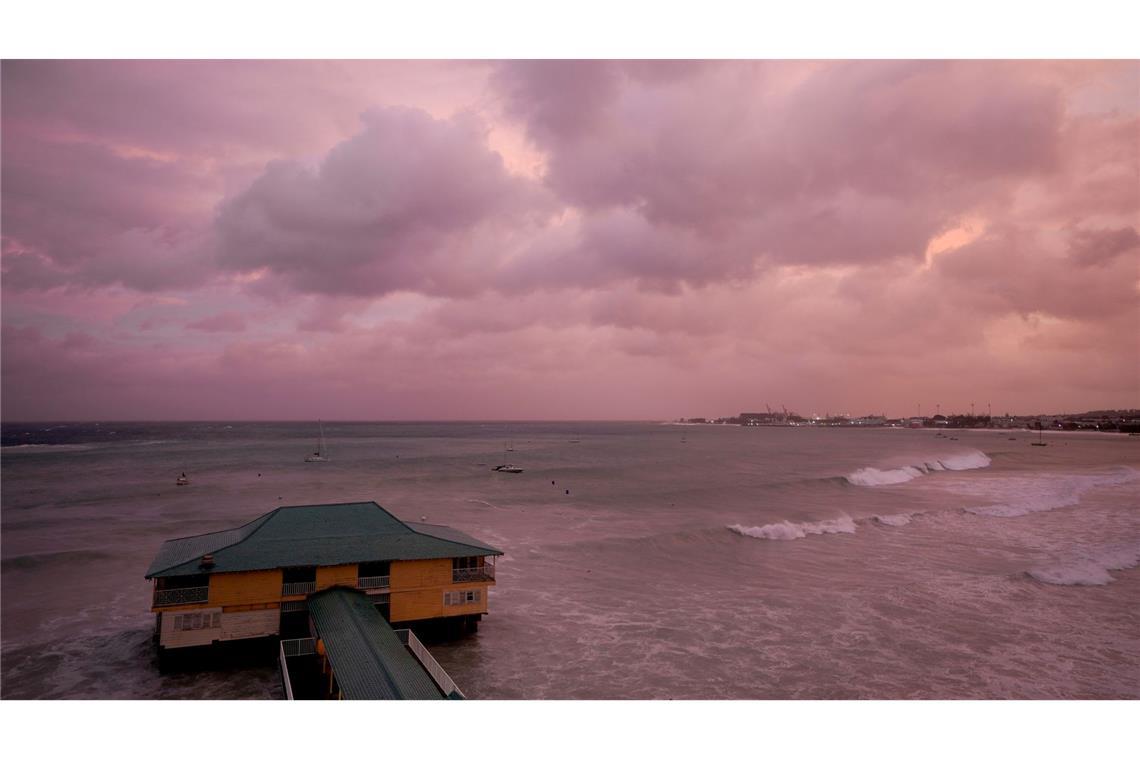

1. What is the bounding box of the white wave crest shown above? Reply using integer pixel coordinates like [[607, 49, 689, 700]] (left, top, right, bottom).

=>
[[846, 466, 925, 486], [938, 451, 993, 471], [728, 516, 857, 541], [873, 513, 914, 527], [845, 450, 991, 486], [965, 467, 1139, 518], [1027, 545, 1140, 586]]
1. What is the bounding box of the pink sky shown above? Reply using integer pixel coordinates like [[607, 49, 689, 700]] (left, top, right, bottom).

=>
[[2, 60, 1137, 421]]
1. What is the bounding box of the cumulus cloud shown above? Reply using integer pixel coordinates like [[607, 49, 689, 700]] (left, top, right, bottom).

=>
[[2, 60, 1138, 421], [214, 107, 556, 297], [1067, 226, 1139, 267]]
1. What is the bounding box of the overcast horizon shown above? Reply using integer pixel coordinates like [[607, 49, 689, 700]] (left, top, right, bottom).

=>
[[3, 60, 1138, 422]]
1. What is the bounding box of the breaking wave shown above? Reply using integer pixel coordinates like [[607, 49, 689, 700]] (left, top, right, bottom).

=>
[[1026, 544, 1140, 586], [965, 467, 1139, 518], [873, 513, 915, 527], [728, 516, 857, 541], [846, 450, 991, 486]]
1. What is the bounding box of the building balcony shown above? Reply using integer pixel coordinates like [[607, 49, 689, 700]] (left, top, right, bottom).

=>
[[153, 586, 209, 607], [282, 581, 317, 596], [452, 566, 494, 583], [357, 575, 390, 591]]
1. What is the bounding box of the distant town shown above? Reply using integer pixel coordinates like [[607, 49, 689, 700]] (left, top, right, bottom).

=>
[[676, 408, 1140, 433]]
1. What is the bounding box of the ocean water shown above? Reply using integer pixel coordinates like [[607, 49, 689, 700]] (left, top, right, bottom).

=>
[[1, 421, 1137, 699]]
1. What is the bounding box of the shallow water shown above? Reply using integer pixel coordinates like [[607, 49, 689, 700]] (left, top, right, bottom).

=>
[[2, 421, 1137, 698]]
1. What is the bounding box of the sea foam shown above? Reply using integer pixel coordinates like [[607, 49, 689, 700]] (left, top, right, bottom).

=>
[[1027, 545, 1140, 586], [728, 516, 857, 541], [873, 513, 914, 527], [966, 467, 1139, 518], [845, 450, 991, 486], [846, 466, 925, 486]]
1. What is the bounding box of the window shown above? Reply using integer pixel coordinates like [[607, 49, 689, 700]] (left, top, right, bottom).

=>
[[443, 590, 482, 606], [452, 557, 483, 570], [173, 611, 220, 631]]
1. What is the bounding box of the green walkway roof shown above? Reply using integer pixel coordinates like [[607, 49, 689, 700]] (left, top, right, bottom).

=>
[[146, 501, 502, 578], [307, 587, 446, 700]]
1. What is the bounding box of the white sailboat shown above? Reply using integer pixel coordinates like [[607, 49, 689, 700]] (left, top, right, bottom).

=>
[[305, 420, 329, 462]]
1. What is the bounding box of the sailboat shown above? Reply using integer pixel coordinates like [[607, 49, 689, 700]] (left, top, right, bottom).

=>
[[305, 421, 329, 462], [1030, 423, 1047, 447]]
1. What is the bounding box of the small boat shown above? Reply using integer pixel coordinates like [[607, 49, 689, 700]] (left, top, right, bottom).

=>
[[493, 464, 523, 473], [175, 473, 189, 486], [1030, 427, 1047, 446], [305, 420, 329, 462]]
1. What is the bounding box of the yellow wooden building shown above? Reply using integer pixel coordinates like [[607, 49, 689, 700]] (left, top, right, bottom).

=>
[[145, 501, 502, 654]]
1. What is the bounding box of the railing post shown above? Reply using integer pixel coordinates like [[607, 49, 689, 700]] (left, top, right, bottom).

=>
[[279, 641, 295, 701]]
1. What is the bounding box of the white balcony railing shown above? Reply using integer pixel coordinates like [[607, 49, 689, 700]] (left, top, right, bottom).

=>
[[281, 637, 316, 658], [357, 575, 390, 590], [452, 566, 494, 583], [396, 628, 464, 699], [281, 581, 317, 596], [153, 586, 209, 607]]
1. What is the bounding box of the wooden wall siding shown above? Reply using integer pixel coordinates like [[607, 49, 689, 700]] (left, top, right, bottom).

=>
[[159, 607, 222, 649], [155, 558, 495, 630], [220, 609, 280, 641], [316, 564, 358, 591], [443, 588, 489, 616], [221, 602, 278, 614], [390, 558, 452, 589], [389, 583, 490, 622], [209, 569, 282, 606], [390, 588, 444, 622]]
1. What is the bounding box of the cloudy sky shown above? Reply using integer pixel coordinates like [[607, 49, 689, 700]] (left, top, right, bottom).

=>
[[1, 60, 1137, 421]]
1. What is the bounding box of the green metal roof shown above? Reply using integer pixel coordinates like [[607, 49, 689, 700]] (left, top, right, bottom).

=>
[[307, 587, 445, 700], [145, 501, 502, 578]]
